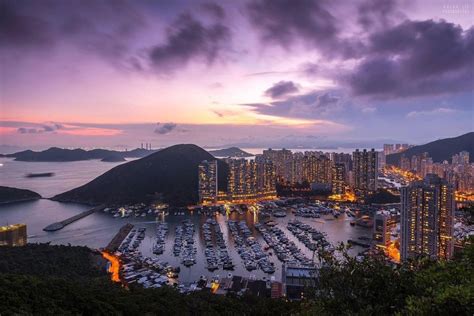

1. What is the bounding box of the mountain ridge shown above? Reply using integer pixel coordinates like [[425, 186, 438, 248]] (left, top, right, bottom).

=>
[[2, 147, 158, 162], [208, 147, 253, 157], [386, 132, 474, 165], [52, 144, 228, 206]]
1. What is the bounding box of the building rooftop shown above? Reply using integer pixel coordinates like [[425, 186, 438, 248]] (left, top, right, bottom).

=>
[[0, 224, 26, 232]]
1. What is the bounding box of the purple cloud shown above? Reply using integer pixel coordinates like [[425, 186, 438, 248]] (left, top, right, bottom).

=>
[[17, 123, 64, 134], [246, 90, 341, 120], [154, 122, 178, 135], [346, 19, 474, 97], [264, 81, 299, 99], [148, 13, 231, 72], [200, 2, 226, 20]]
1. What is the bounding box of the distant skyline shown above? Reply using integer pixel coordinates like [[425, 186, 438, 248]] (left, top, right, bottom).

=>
[[1, 0, 473, 150]]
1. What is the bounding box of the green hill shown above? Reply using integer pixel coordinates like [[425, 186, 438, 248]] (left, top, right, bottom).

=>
[[52, 144, 228, 206], [386, 132, 474, 165]]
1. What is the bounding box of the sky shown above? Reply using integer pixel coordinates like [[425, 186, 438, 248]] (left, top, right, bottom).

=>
[[0, 0, 473, 151]]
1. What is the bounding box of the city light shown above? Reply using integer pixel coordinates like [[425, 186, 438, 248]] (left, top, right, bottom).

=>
[[102, 251, 121, 283]]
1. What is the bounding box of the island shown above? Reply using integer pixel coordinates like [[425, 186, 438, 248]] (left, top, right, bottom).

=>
[[101, 154, 126, 162], [0, 186, 41, 204], [52, 144, 229, 206], [3, 147, 158, 162], [208, 147, 253, 158]]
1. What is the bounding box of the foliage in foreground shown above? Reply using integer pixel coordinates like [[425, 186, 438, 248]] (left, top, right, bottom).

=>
[[0, 243, 472, 315]]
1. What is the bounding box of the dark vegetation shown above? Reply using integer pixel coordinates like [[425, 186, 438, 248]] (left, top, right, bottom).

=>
[[53, 144, 229, 206], [0, 244, 105, 279], [386, 132, 474, 165], [0, 186, 41, 204], [0, 242, 472, 315], [365, 189, 400, 204]]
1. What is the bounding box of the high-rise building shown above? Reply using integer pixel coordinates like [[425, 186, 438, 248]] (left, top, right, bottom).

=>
[[353, 149, 378, 192], [400, 154, 411, 171], [316, 156, 332, 184], [378, 150, 386, 170], [226, 159, 257, 199], [331, 152, 352, 182], [331, 163, 346, 195], [198, 160, 218, 204], [226, 157, 276, 201], [0, 224, 27, 246], [255, 155, 277, 194], [452, 151, 470, 165], [292, 152, 305, 184], [262, 148, 293, 183], [400, 174, 455, 261], [383, 144, 394, 156], [373, 211, 396, 247]]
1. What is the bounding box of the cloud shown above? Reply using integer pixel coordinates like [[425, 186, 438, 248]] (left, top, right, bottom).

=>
[[345, 19, 474, 98], [406, 107, 458, 118], [17, 123, 64, 134], [209, 82, 223, 89], [212, 110, 224, 118], [246, 0, 337, 48], [154, 122, 178, 134], [148, 13, 231, 73], [0, 0, 146, 66], [357, 0, 404, 30], [245, 0, 365, 59], [245, 90, 341, 120], [264, 81, 299, 99], [361, 106, 376, 113], [0, 1, 53, 48], [200, 2, 225, 19]]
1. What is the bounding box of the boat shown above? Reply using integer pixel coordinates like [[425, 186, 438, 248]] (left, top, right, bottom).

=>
[[223, 261, 235, 270], [26, 172, 54, 178]]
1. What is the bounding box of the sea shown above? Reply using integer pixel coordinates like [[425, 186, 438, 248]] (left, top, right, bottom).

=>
[[0, 150, 371, 282]]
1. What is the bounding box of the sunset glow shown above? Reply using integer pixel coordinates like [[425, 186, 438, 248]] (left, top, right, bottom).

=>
[[1, 0, 472, 150]]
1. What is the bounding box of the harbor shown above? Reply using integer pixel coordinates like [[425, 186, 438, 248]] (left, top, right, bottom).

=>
[[43, 204, 105, 231], [101, 198, 373, 287]]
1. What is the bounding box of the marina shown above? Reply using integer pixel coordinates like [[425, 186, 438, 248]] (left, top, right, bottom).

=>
[[43, 204, 105, 231], [96, 198, 376, 288], [0, 157, 373, 284]]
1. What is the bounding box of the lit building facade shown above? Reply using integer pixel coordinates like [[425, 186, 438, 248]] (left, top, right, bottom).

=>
[[373, 211, 395, 247], [331, 163, 346, 195], [0, 224, 27, 246], [353, 149, 378, 192], [262, 148, 293, 183], [198, 160, 218, 204], [255, 155, 277, 194], [225, 157, 277, 202], [400, 174, 455, 261]]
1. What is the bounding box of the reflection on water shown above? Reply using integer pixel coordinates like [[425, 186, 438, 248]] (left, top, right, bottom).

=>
[[0, 158, 372, 282], [0, 157, 129, 198], [0, 199, 371, 282]]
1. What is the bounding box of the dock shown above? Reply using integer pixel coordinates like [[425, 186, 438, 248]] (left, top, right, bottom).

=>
[[347, 239, 371, 248], [43, 204, 105, 232], [105, 223, 134, 253]]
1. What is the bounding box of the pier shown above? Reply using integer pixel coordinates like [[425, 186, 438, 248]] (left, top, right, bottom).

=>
[[43, 204, 105, 232], [105, 223, 134, 253]]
